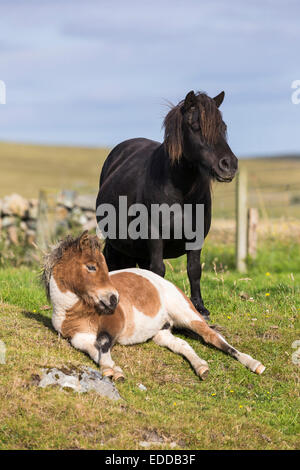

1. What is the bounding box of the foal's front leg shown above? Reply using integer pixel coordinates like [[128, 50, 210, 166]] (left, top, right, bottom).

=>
[[187, 249, 210, 320], [71, 331, 124, 381], [71, 332, 100, 362], [96, 332, 124, 381]]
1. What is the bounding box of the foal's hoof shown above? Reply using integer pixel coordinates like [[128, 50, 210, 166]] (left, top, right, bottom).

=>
[[113, 372, 125, 382], [112, 366, 125, 382], [255, 363, 266, 375], [197, 365, 209, 380], [101, 368, 114, 378]]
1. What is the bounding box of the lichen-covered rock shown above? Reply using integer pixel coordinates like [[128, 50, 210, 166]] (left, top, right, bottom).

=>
[[7, 226, 18, 245], [0, 191, 98, 250], [26, 219, 37, 231], [84, 211, 96, 220], [69, 207, 89, 226], [75, 195, 95, 211], [38, 366, 121, 400], [2, 194, 29, 218], [28, 199, 38, 219], [1, 216, 16, 228], [58, 190, 77, 210], [26, 229, 36, 246], [83, 218, 97, 231], [56, 206, 69, 221]]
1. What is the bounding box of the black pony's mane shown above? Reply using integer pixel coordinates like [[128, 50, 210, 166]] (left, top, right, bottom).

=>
[[163, 92, 226, 163]]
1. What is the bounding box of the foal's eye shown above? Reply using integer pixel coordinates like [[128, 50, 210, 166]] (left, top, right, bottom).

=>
[[86, 265, 96, 272]]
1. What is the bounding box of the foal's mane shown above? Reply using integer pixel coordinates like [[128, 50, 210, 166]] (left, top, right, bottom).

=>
[[163, 92, 225, 163], [41, 234, 102, 300]]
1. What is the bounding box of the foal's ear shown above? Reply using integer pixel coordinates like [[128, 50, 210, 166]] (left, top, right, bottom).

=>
[[182, 90, 197, 112], [78, 230, 89, 251], [213, 91, 225, 108]]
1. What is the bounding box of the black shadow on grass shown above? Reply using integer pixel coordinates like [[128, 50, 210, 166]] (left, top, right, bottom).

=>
[[22, 310, 54, 331], [21, 310, 97, 366]]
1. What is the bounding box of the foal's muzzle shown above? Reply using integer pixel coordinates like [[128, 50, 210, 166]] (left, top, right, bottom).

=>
[[95, 291, 119, 314]]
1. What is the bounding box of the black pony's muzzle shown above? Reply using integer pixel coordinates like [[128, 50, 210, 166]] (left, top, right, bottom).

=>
[[214, 154, 238, 182]]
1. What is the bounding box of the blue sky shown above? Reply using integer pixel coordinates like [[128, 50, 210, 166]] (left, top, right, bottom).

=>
[[0, 0, 300, 156]]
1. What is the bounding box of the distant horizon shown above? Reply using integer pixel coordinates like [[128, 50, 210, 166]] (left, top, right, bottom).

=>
[[1, 137, 300, 160]]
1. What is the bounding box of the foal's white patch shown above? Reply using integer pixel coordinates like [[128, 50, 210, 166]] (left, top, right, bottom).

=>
[[49, 275, 78, 334], [111, 268, 203, 329], [119, 306, 167, 345]]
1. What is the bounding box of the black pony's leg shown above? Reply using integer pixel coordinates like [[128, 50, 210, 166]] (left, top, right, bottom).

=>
[[137, 259, 150, 270], [187, 249, 210, 321], [103, 242, 136, 271], [148, 239, 165, 278]]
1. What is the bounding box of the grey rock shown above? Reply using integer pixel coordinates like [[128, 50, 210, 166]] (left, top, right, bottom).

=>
[[138, 383, 147, 391], [28, 199, 38, 219], [7, 226, 18, 245], [20, 221, 28, 231], [58, 190, 77, 210], [25, 229, 36, 245], [79, 214, 88, 226], [139, 441, 152, 448], [26, 219, 37, 231], [56, 206, 69, 221], [70, 206, 83, 224], [83, 219, 97, 231], [2, 194, 29, 217], [1, 216, 16, 228], [75, 194, 96, 211], [84, 211, 95, 220], [38, 366, 121, 400]]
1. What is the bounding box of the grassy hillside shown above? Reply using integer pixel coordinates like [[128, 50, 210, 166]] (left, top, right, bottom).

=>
[[0, 141, 109, 198], [0, 141, 300, 218], [0, 240, 299, 450], [213, 156, 300, 219]]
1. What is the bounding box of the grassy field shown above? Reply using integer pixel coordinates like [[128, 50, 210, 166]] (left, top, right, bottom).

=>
[[0, 140, 299, 449], [0, 141, 300, 219], [0, 238, 299, 450]]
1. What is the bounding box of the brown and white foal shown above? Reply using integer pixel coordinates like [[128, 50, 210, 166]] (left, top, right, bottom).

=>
[[43, 232, 265, 381]]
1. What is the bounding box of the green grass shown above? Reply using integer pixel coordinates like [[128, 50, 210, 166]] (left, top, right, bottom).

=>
[[0, 240, 299, 450]]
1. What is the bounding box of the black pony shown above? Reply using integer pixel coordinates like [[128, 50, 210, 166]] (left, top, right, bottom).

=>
[[96, 90, 238, 319]]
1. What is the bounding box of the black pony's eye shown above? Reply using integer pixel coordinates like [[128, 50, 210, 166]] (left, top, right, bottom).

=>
[[86, 265, 96, 272], [191, 121, 200, 131]]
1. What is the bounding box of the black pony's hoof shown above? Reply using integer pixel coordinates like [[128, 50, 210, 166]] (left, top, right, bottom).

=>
[[190, 298, 210, 322], [200, 312, 210, 323]]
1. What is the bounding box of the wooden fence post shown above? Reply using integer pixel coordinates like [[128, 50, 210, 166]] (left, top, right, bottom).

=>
[[236, 167, 248, 272], [248, 208, 259, 258], [36, 189, 57, 251]]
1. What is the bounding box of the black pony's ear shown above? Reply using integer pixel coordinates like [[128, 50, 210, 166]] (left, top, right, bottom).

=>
[[213, 91, 225, 108], [182, 90, 197, 112], [78, 230, 89, 251]]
